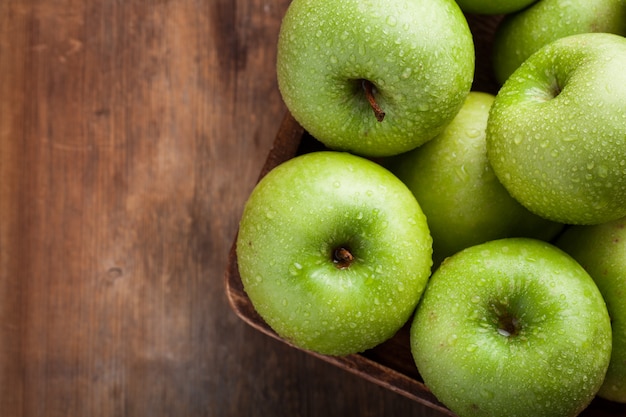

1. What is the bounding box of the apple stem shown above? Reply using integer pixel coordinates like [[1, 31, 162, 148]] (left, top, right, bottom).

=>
[[333, 247, 354, 269], [362, 80, 385, 122]]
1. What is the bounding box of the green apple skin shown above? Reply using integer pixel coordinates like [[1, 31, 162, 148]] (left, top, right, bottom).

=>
[[486, 33, 626, 226], [276, 0, 475, 158], [492, 0, 626, 85], [385, 91, 563, 266], [411, 238, 612, 417], [236, 151, 433, 356], [454, 0, 538, 15], [556, 217, 626, 403]]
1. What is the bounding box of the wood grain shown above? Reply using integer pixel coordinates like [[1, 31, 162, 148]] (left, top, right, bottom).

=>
[[0, 1, 445, 416]]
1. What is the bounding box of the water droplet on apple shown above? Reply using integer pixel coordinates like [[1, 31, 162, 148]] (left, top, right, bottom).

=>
[[401, 67, 412, 79], [386, 15, 397, 26], [466, 344, 477, 352], [333, 181, 341, 188], [593, 199, 610, 210], [265, 210, 275, 219], [418, 103, 430, 112], [289, 262, 303, 276], [454, 164, 469, 181], [255, 275, 263, 283], [497, 328, 511, 337], [513, 135, 523, 145], [471, 295, 481, 303], [466, 128, 481, 138], [481, 389, 494, 399]]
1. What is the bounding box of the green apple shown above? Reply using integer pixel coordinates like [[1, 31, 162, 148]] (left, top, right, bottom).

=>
[[385, 91, 563, 266], [454, 0, 538, 15], [236, 151, 432, 356], [276, 0, 475, 157], [492, 0, 626, 85], [486, 33, 626, 225], [411, 238, 612, 417], [556, 217, 626, 403]]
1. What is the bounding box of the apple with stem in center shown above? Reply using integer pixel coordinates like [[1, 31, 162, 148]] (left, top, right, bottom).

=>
[[236, 151, 433, 356], [486, 32, 626, 225], [411, 238, 612, 417], [276, 0, 475, 157]]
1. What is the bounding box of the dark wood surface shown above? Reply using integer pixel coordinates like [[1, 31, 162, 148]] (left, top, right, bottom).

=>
[[0, 1, 447, 416]]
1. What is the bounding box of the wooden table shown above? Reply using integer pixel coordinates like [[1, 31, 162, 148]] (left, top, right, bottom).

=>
[[0, 1, 442, 415]]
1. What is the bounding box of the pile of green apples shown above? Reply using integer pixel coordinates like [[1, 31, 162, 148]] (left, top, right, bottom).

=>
[[236, 0, 626, 416]]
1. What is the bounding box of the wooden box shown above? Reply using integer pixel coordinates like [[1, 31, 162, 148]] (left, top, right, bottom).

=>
[[225, 13, 626, 417]]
